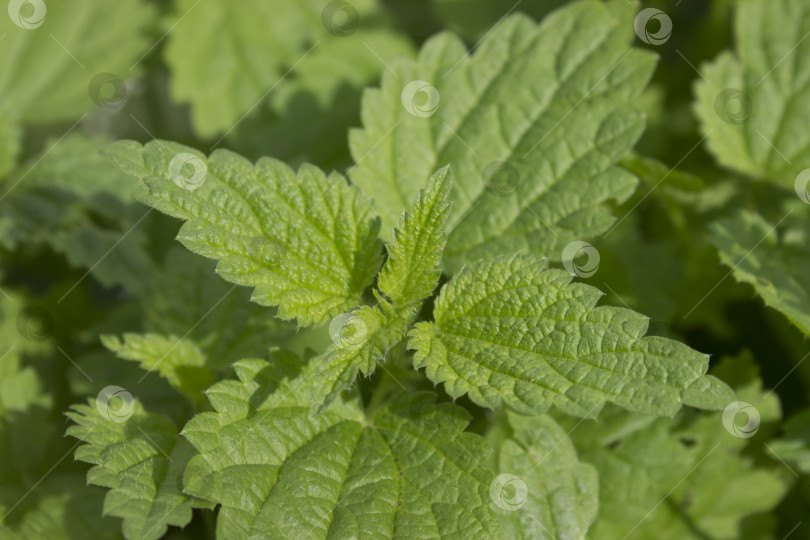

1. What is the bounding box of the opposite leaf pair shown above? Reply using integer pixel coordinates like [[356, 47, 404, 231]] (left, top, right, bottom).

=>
[[105, 138, 732, 420]]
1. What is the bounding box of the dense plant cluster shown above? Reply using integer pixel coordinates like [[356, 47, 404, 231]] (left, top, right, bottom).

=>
[[1, 0, 809, 538]]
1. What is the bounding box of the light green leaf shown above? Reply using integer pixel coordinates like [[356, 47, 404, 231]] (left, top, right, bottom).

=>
[[309, 166, 453, 413], [0, 120, 20, 179], [584, 354, 788, 540], [103, 140, 383, 326], [164, 0, 412, 136], [768, 408, 810, 474], [378, 165, 453, 308], [308, 305, 411, 415], [0, 0, 154, 124], [494, 412, 598, 540], [682, 374, 736, 411], [350, 0, 654, 270], [694, 0, 810, 184], [0, 291, 52, 416], [182, 357, 500, 539], [101, 333, 215, 406], [67, 400, 212, 540], [409, 255, 727, 418], [709, 209, 810, 335]]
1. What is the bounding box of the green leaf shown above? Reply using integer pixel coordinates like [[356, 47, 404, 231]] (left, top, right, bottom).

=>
[[164, 0, 412, 136], [0, 136, 153, 292], [142, 247, 296, 364], [694, 0, 810, 184], [0, 295, 118, 540], [409, 255, 727, 418], [350, 0, 654, 270], [0, 291, 52, 416], [103, 140, 383, 326], [308, 305, 410, 414], [67, 400, 212, 540], [0, 120, 20, 179], [768, 408, 810, 474], [101, 333, 215, 406], [709, 209, 810, 335], [182, 357, 500, 539], [493, 412, 598, 540], [309, 166, 454, 413], [378, 165, 453, 308], [0, 0, 155, 124], [0, 475, 120, 540], [583, 354, 788, 539]]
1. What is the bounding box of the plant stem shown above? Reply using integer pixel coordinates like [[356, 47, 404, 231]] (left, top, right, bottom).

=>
[[365, 369, 394, 415]]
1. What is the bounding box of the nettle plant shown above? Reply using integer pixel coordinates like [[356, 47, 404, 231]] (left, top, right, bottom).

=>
[[0, 0, 789, 538]]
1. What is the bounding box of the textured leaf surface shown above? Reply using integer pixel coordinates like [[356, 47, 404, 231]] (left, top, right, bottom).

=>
[[104, 140, 382, 326], [377, 166, 453, 308], [583, 355, 788, 539], [0, 0, 154, 124], [494, 412, 598, 540], [310, 166, 453, 412], [67, 400, 211, 540], [709, 209, 810, 335], [182, 357, 500, 539], [164, 0, 412, 136], [694, 0, 810, 184], [350, 0, 654, 269], [410, 255, 725, 418]]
